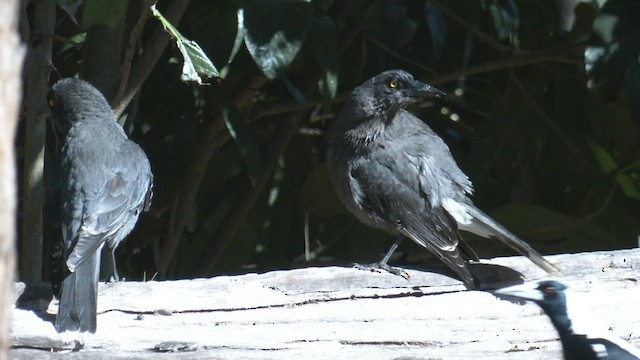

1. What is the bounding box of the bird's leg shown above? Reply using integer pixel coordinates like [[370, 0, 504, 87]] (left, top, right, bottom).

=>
[[354, 236, 410, 279], [108, 245, 120, 282]]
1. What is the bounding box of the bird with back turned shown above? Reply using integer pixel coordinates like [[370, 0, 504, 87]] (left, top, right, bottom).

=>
[[46, 78, 153, 341], [326, 69, 559, 289]]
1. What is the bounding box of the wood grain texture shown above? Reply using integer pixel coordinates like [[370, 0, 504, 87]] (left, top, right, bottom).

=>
[[11, 249, 640, 359]]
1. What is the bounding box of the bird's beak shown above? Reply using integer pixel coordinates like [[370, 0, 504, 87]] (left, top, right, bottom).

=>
[[408, 80, 446, 99], [493, 282, 544, 302]]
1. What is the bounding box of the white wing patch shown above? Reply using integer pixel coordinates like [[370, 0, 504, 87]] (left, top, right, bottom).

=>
[[442, 198, 495, 238]]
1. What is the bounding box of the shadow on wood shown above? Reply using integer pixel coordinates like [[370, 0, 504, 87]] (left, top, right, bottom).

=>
[[11, 249, 640, 359]]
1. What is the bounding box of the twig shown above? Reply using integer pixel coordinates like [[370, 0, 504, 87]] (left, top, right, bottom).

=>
[[114, 2, 152, 107], [424, 0, 511, 54], [248, 48, 582, 122], [339, 0, 380, 54], [427, 48, 582, 85], [198, 108, 306, 275], [155, 76, 268, 276], [510, 74, 596, 175], [365, 35, 438, 76], [113, 0, 192, 118], [196, 1, 382, 274], [251, 93, 347, 121], [582, 185, 616, 222]]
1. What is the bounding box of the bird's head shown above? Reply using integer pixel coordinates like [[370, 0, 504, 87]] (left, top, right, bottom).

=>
[[494, 280, 569, 320], [47, 78, 113, 132], [495, 280, 566, 303], [351, 69, 445, 122]]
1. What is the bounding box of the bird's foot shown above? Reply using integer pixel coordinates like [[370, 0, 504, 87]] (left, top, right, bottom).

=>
[[107, 272, 121, 283], [353, 262, 410, 279]]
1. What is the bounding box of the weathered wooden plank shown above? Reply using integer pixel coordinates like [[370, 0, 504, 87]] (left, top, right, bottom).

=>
[[11, 249, 640, 359]]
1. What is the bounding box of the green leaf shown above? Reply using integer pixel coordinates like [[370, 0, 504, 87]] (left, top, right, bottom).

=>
[[220, 9, 247, 79], [307, 15, 339, 98], [151, 4, 219, 84], [616, 173, 640, 200], [586, 138, 618, 174], [222, 103, 261, 184], [81, 0, 127, 30], [241, 0, 313, 79]]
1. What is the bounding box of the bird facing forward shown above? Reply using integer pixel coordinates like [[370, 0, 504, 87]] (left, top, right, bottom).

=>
[[46, 78, 153, 336], [326, 69, 558, 288]]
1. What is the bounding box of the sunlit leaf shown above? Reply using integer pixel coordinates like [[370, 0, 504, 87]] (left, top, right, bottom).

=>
[[219, 9, 247, 79], [151, 4, 219, 84], [241, 0, 312, 79]]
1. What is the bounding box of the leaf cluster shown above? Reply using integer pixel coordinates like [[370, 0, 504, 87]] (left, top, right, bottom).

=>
[[19, 0, 640, 280]]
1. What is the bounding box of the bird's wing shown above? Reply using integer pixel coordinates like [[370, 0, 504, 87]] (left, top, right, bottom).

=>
[[350, 155, 475, 285], [584, 334, 640, 359], [390, 113, 559, 275], [65, 158, 151, 272]]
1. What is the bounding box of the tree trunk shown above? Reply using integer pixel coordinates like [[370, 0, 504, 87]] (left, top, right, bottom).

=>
[[22, 0, 55, 282], [0, 0, 25, 358]]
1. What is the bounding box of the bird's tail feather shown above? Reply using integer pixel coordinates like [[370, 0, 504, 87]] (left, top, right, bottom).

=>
[[55, 250, 100, 334], [401, 228, 477, 288], [462, 204, 560, 275]]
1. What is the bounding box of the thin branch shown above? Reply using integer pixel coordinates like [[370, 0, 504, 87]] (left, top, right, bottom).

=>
[[113, 0, 192, 118], [196, 0, 382, 275], [114, 2, 152, 107], [424, 0, 511, 54], [155, 76, 269, 276], [251, 93, 347, 121], [581, 185, 616, 222], [510, 74, 595, 174], [248, 48, 583, 122], [426, 48, 582, 85], [365, 35, 437, 76], [339, 0, 380, 54], [198, 108, 306, 275]]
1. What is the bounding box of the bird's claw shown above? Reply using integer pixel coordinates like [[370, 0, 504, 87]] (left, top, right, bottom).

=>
[[353, 262, 411, 279]]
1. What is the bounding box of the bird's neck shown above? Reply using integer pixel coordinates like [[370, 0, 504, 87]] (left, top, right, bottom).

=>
[[542, 305, 574, 337], [344, 115, 388, 147]]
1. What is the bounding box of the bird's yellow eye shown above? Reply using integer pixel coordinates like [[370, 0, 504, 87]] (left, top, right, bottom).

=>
[[48, 98, 55, 108], [389, 80, 399, 89]]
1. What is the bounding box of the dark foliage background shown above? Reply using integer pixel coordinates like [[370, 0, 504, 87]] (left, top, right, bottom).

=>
[[18, 0, 640, 282]]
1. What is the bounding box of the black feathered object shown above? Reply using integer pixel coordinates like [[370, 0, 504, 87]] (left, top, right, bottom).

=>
[[46, 78, 153, 336], [326, 69, 558, 288], [495, 280, 640, 360]]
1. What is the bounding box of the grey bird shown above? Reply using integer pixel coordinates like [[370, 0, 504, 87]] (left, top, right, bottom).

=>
[[326, 69, 559, 288], [46, 78, 153, 335]]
